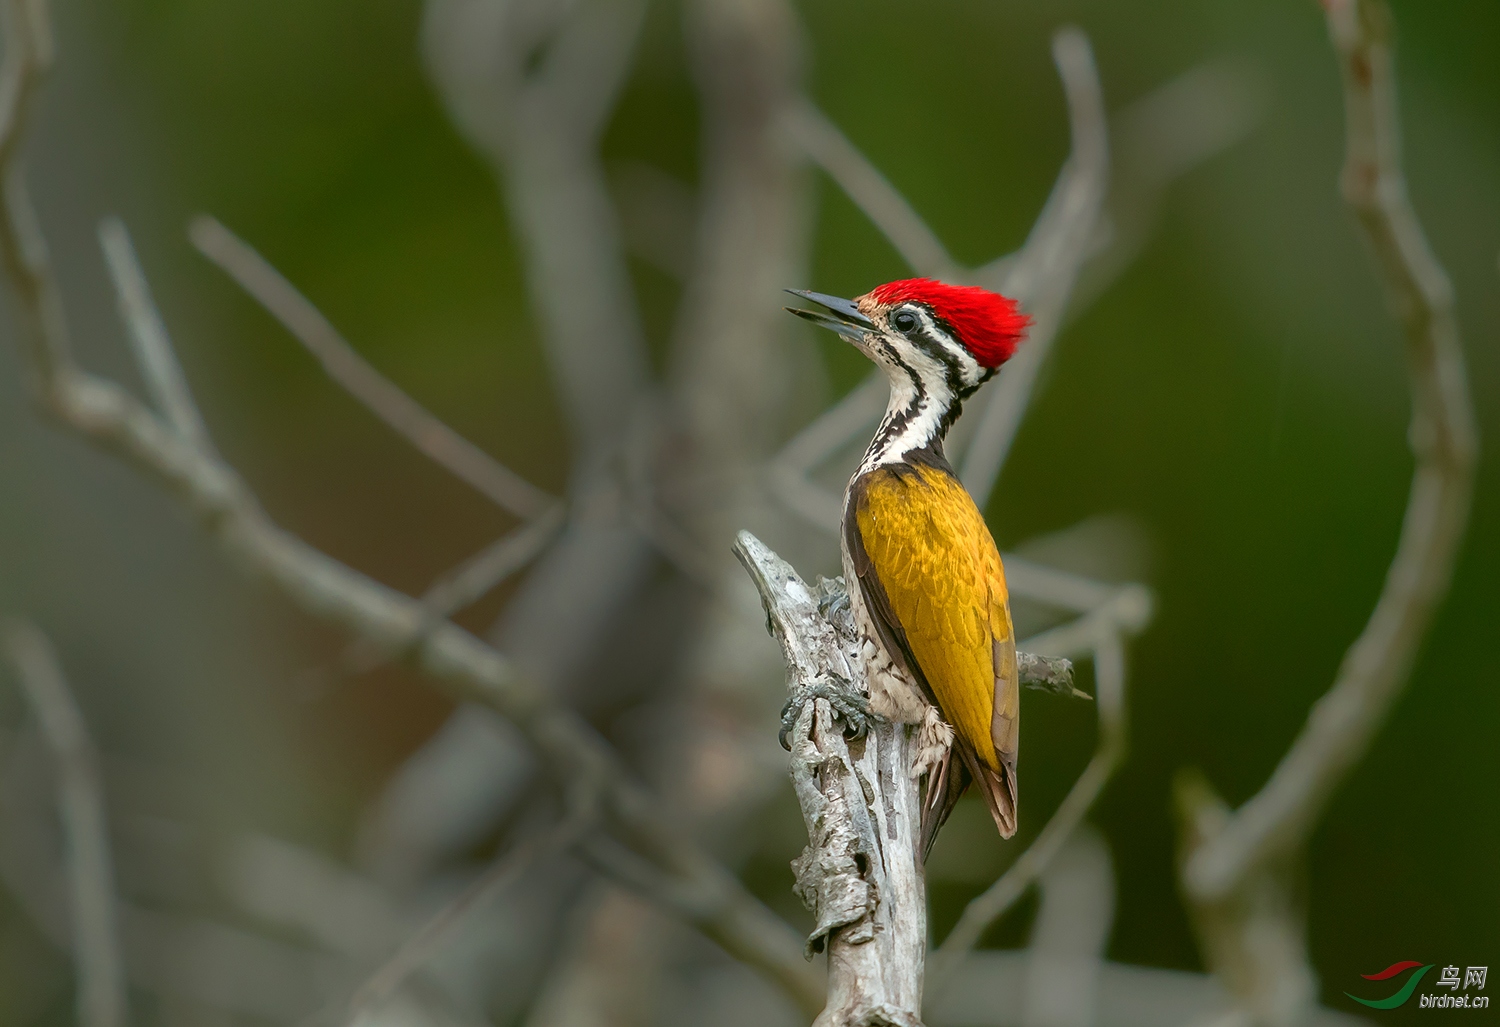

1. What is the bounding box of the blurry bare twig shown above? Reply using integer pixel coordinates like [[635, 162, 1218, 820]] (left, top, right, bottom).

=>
[[420, 0, 652, 467], [0, 0, 65, 383], [509, 0, 823, 1015], [373, 0, 662, 932], [101, 217, 214, 454], [1184, 0, 1479, 904], [0, 5, 823, 1014], [766, 372, 886, 531], [346, 788, 600, 1024], [189, 214, 555, 521], [1074, 56, 1267, 315], [118, 212, 563, 691], [1017, 827, 1113, 1027], [341, 507, 568, 677], [773, 50, 1264, 536], [770, 26, 1109, 524], [413, 509, 567, 625], [786, 99, 959, 280], [958, 26, 1109, 505], [670, 0, 808, 481], [622, 400, 721, 588], [0, 619, 127, 1027], [1176, 2, 1478, 1022]]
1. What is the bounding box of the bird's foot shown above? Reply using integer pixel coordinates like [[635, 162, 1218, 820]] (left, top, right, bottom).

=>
[[779, 676, 873, 751], [910, 706, 955, 779], [814, 577, 853, 634]]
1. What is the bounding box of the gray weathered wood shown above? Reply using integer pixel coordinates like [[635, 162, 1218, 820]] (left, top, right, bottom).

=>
[[734, 529, 1081, 1026], [735, 531, 926, 1026]]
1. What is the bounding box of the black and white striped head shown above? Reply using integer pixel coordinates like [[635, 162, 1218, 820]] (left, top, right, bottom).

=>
[[787, 279, 1030, 459]]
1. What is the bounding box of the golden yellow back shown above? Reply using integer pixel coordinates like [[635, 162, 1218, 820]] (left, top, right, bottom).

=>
[[853, 463, 1018, 774]]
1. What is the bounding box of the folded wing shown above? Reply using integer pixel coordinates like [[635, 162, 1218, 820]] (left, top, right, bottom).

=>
[[845, 461, 1018, 855]]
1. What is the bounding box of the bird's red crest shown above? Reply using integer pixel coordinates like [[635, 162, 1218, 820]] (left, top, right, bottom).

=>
[[868, 278, 1029, 369]]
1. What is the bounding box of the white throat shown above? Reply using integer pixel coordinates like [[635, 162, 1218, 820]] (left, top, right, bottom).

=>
[[856, 359, 954, 476]]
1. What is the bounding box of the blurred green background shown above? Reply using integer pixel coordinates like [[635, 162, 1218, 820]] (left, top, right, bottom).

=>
[[1, 0, 1495, 1024]]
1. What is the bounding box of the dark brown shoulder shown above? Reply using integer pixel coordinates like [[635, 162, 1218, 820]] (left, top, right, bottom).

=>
[[844, 469, 929, 696]]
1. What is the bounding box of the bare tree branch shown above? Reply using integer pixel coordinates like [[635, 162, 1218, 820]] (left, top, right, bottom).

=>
[[37, 226, 822, 1013], [420, 0, 652, 457], [787, 98, 959, 280], [735, 532, 924, 1026], [340, 505, 567, 676], [376, 0, 663, 909], [1001, 554, 1130, 614], [773, 50, 1262, 539], [0, 10, 820, 1009], [1181, 0, 1479, 905], [768, 26, 1111, 527], [100, 217, 213, 453], [520, 0, 824, 1015], [189, 214, 555, 521], [977, 29, 1109, 306], [1017, 584, 1154, 661], [670, 0, 809, 483], [346, 791, 599, 1025], [416, 507, 568, 623], [1169, 6, 1477, 1023], [958, 26, 1109, 505], [622, 399, 721, 588], [0, 618, 127, 1027], [0, 0, 69, 388], [1019, 827, 1113, 1027], [1071, 56, 1267, 316]]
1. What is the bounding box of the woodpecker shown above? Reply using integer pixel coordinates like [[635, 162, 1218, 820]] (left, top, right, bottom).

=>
[[786, 278, 1030, 856]]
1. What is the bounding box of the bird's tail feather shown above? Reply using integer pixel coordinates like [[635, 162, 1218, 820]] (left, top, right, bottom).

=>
[[967, 746, 1018, 840], [920, 743, 1016, 859], [920, 744, 965, 861]]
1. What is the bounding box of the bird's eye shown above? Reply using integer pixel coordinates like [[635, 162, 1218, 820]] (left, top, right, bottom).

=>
[[892, 310, 918, 334]]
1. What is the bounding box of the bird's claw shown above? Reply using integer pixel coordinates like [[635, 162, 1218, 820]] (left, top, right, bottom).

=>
[[779, 678, 873, 750]]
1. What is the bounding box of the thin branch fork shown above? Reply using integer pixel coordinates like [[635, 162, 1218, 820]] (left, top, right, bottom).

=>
[[1171, 4, 1478, 1023], [0, 12, 822, 1014], [775, 41, 1265, 541], [42, 241, 820, 1011], [101, 217, 214, 453], [337, 506, 568, 679], [412, 0, 670, 817], [785, 99, 959, 282], [779, 26, 1109, 517], [188, 214, 556, 521], [12, 238, 819, 1013], [1181, 0, 1478, 905], [956, 26, 1108, 505]]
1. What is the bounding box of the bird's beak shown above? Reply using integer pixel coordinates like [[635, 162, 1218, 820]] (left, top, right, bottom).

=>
[[784, 289, 875, 342]]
